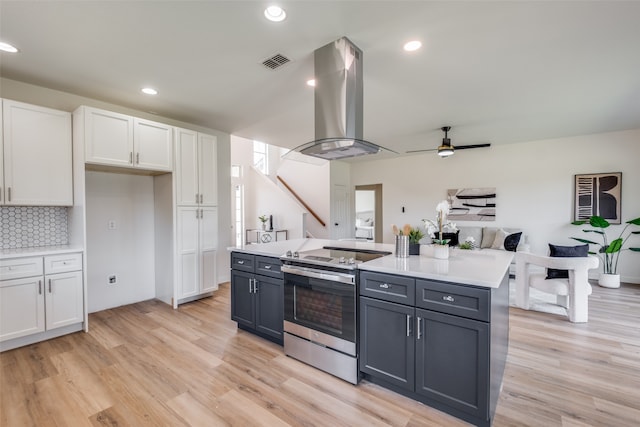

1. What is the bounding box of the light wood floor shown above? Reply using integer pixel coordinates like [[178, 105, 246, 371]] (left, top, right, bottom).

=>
[[1, 281, 639, 427]]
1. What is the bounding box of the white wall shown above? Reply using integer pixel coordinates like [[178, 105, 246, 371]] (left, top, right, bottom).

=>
[[230, 135, 330, 239], [351, 129, 640, 283], [85, 172, 156, 312]]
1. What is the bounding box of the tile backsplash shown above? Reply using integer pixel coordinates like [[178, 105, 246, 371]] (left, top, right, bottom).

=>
[[1, 206, 69, 249]]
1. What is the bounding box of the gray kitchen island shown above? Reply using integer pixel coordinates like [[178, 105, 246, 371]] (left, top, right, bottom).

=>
[[229, 239, 512, 427]]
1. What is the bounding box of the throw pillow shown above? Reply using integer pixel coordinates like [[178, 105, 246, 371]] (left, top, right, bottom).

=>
[[481, 228, 498, 248], [491, 228, 509, 249], [503, 232, 522, 252], [546, 243, 589, 279]]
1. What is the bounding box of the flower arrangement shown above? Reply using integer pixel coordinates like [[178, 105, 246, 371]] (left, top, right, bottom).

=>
[[258, 215, 268, 224], [571, 215, 640, 275], [423, 200, 458, 245], [459, 236, 476, 250]]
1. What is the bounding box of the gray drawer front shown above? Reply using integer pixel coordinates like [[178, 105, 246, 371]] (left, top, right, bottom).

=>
[[360, 271, 415, 305], [416, 279, 489, 322], [256, 256, 283, 278], [231, 252, 254, 272]]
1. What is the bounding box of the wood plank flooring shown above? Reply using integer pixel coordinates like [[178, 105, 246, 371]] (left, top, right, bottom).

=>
[[1, 281, 639, 426]]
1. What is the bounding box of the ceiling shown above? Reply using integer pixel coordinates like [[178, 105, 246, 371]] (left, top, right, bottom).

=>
[[1, 1, 639, 159]]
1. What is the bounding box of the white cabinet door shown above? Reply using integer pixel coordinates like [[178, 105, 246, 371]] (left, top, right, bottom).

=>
[[200, 207, 218, 293], [0, 276, 45, 342], [177, 206, 200, 299], [134, 118, 173, 172], [175, 128, 199, 206], [45, 271, 83, 330], [2, 99, 73, 205], [198, 133, 218, 206], [83, 107, 134, 167]]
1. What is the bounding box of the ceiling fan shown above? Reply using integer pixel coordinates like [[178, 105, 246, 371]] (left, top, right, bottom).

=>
[[406, 126, 491, 157]]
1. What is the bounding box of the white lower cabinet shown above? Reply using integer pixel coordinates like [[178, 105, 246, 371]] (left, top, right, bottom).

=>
[[0, 253, 84, 346], [176, 207, 218, 301]]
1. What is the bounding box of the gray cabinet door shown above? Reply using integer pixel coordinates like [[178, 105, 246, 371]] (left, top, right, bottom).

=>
[[255, 275, 284, 340], [231, 270, 255, 329], [415, 308, 489, 420], [359, 297, 415, 391]]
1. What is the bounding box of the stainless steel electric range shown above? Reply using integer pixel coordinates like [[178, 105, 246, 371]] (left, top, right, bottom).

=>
[[281, 246, 391, 384]]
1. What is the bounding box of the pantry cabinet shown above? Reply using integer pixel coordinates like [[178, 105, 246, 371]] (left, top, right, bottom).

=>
[[175, 127, 217, 206], [0, 252, 84, 346], [176, 206, 218, 300], [1, 99, 73, 205], [79, 106, 173, 172]]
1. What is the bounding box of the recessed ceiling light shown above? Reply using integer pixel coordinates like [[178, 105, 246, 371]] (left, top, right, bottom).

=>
[[0, 41, 19, 53], [306, 79, 316, 87], [264, 5, 286, 22], [141, 87, 158, 95], [403, 40, 422, 52]]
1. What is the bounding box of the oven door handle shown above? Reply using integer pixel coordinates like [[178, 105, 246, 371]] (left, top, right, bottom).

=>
[[282, 265, 355, 285]]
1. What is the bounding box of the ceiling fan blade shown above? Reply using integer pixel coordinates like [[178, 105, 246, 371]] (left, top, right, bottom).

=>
[[405, 148, 438, 153], [453, 143, 491, 150]]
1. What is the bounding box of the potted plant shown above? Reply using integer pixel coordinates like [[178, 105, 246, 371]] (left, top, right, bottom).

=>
[[571, 215, 640, 288], [408, 226, 425, 255], [423, 200, 457, 259], [258, 215, 268, 230]]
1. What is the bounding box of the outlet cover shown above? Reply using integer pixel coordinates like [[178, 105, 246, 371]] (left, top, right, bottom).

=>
[[108, 275, 117, 284]]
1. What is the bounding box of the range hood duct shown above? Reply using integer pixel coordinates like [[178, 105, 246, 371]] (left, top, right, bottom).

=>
[[295, 37, 384, 160]]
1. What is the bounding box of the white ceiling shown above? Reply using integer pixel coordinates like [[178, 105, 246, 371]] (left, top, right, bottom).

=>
[[1, 1, 639, 159]]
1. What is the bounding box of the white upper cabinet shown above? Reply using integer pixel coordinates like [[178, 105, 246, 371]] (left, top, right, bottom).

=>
[[80, 106, 173, 172], [1, 99, 73, 206], [175, 127, 217, 206]]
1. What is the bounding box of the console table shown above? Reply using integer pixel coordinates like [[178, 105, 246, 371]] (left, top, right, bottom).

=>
[[245, 229, 288, 244]]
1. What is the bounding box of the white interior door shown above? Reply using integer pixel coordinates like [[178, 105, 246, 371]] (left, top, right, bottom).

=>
[[331, 184, 350, 240]]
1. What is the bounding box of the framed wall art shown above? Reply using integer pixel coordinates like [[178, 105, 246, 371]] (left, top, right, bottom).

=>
[[447, 187, 496, 221], [574, 172, 622, 224]]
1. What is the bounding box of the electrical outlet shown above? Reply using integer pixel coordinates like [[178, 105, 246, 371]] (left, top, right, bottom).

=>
[[108, 220, 117, 230], [108, 275, 117, 285]]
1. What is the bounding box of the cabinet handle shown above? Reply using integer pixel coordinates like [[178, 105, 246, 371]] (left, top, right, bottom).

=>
[[196, 193, 199, 204], [136, 152, 140, 164], [7, 187, 11, 202], [379, 283, 389, 289], [442, 295, 455, 303], [264, 265, 272, 270], [416, 317, 422, 340], [48, 278, 52, 293], [248, 279, 252, 293], [200, 194, 203, 204], [38, 280, 42, 295], [406, 315, 412, 337], [253, 279, 258, 293], [129, 152, 133, 164], [237, 260, 245, 265]]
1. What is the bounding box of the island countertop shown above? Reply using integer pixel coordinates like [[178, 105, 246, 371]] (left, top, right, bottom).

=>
[[229, 239, 512, 289]]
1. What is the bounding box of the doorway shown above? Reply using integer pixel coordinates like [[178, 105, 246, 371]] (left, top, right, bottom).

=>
[[354, 184, 382, 243]]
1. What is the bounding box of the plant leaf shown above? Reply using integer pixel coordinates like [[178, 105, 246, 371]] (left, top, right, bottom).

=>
[[571, 220, 587, 225], [583, 230, 605, 235], [589, 216, 610, 228], [629, 247, 640, 252], [626, 217, 640, 226], [606, 238, 623, 253], [571, 237, 598, 245]]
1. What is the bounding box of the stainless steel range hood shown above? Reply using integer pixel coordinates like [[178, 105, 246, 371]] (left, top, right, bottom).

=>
[[294, 37, 384, 160]]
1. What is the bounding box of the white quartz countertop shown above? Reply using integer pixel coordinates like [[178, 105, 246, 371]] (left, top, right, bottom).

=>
[[358, 248, 513, 288], [229, 239, 512, 289], [0, 245, 84, 260]]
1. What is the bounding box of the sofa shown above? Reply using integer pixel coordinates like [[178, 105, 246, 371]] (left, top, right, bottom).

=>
[[430, 226, 529, 276]]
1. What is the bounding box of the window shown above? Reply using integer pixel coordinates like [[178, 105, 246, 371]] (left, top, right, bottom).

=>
[[253, 140, 268, 175]]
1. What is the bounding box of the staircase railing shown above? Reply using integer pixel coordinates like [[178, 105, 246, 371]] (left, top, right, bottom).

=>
[[277, 175, 326, 227]]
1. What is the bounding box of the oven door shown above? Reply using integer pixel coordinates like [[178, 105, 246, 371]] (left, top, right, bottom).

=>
[[282, 265, 356, 353]]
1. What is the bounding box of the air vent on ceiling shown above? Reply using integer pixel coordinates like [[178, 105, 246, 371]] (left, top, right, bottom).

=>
[[262, 53, 291, 70]]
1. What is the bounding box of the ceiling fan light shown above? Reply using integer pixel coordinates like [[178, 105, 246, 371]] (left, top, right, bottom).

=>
[[437, 145, 454, 157]]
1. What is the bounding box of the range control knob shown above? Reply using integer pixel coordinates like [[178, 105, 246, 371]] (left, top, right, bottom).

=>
[[339, 256, 346, 263], [286, 250, 292, 257], [348, 257, 356, 264], [293, 251, 299, 258]]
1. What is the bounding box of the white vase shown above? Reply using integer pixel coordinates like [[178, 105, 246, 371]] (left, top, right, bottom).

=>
[[433, 244, 449, 260], [599, 273, 620, 288]]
